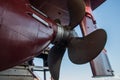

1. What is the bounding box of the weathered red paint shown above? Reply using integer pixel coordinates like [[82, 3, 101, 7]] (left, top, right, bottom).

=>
[[0, 0, 107, 72], [0, 0, 57, 71]]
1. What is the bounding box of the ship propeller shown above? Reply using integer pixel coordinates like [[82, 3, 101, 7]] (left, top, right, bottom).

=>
[[48, 0, 107, 80]]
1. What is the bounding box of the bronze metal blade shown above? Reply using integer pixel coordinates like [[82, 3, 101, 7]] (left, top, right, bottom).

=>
[[68, 0, 85, 29], [68, 29, 107, 64]]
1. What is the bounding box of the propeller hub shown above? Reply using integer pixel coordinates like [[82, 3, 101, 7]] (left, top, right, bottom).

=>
[[52, 25, 78, 44], [52, 25, 69, 44]]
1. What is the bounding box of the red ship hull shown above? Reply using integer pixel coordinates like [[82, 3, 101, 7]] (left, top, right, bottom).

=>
[[0, 0, 56, 70]]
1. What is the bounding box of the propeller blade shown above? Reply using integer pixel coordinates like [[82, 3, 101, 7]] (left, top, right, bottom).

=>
[[68, 0, 85, 29], [48, 44, 66, 80], [68, 29, 107, 64]]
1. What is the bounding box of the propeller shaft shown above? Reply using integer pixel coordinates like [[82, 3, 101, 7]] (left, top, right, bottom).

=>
[[52, 25, 77, 44]]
